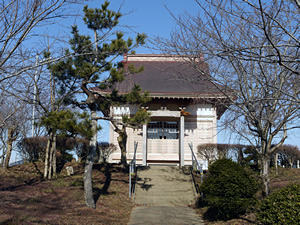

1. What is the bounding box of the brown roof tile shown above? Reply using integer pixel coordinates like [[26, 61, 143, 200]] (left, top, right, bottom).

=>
[[96, 54, 228, 99]]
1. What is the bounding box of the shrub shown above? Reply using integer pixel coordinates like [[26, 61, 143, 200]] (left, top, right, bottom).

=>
[[17, 137, 48, 162], [17, 136, 83, 164], [97, 142, 117, 163], [257, 184, 300, 225], [200, 158, 258, 220]]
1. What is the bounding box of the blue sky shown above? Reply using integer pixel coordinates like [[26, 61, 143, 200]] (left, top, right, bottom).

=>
[[48, 0, 199, 54], [82, 0, 299, 147], [91, 0, 199, 50]]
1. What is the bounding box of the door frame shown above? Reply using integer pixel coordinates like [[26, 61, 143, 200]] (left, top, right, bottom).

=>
[[146, 119, 180, 163]]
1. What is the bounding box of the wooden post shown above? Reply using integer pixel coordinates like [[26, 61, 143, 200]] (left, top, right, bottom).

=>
[[180, 115, 185, 166]]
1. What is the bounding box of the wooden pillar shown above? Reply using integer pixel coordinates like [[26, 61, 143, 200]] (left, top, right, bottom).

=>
[[180, 115, 185, 166], [142, 124, 147, 166]]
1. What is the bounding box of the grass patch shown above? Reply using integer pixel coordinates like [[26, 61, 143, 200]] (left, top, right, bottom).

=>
[[70, 179, 84, 187], [51, 178, 70, 187]]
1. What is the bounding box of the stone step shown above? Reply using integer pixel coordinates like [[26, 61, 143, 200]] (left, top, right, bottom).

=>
[[134, 196, 196, 206], [135, 185, 194, 192], [136, 178, 193, 183], [135, 183, 193, 190], [135, 193, 195, 199], [133, 165, 197, 206], [135, 188, 194, 195], [137, 176, 191, 179], [138, 171, 187, 175], [137, 167, 190, 174]]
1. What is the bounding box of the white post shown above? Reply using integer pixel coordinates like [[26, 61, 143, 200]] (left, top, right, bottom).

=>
[[180, 115, 185, 166], [142, 124, 147, 166]]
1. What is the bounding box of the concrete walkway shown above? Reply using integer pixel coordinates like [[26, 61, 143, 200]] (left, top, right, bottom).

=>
[[128, 166, 204, 225], [133, 166, 196, 206], [128, 206, 204, 225]]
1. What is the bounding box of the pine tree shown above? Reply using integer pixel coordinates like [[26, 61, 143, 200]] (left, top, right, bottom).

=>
[[112, 85, 151, 166], [40, 110, 93, 179], [49, 1, 147, 208]]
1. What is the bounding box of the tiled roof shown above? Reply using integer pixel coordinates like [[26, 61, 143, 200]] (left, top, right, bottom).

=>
[[96, 54, 229, 99]]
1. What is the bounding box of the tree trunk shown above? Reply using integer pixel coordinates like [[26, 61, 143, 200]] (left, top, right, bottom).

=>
[[83, 108, 97, 209], [48, 132, 57, 179], [261, 155, 270, 197], [48, 139, 53, 180], [44, 131, 53, 179], [0, 154, 4, 167], [4, 128, 16, 170], [237, 148, 244, 165], [275, 152, 278, 175], [52, 134, 57, 178], [4, 140, 13, 169], [117, 126, 127, 167], [289, 160, 293, 168], [258, 158, 262, 173]]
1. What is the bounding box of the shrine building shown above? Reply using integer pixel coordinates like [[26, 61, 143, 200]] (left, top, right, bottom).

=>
[[97, 54, 229, 167]]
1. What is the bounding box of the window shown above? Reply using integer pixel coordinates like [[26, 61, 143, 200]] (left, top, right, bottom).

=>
[[147, 121, 178, 139]]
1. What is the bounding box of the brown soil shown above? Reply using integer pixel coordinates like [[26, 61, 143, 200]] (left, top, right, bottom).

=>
[[0, 162, 133, 225]]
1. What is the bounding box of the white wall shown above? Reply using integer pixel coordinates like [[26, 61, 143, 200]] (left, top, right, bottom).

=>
[[108, 103, 218, 166]]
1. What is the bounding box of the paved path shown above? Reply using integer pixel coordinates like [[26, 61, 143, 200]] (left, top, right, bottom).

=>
[[134, 166, 196, 206], [128, 206, 204, 225], [128, 166, 204, 225]]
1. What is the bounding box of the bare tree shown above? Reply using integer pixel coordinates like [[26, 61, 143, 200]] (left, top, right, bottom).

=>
[[157, 0, 300, 196], [3, 51, 72, 178], [0, 0, 87, 174], [0, 0, 84, 84], [197, 143, 245, 165], [97, 142, 116, 163], [277, 144, 300, 168], [17, 137, 48, 163], [197, 143, 218, 165], [73, 138, 89, 163], [0, 97, 30, 169]]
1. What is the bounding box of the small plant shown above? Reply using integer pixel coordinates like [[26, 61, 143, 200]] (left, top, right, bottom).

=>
[[70, 179, 83, 187], [200, 158, 258, 220], [257, 184, 300, 225], [51, 178, 69, 187]]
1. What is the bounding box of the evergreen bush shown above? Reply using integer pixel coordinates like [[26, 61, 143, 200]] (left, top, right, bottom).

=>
[[257, 184, 300, 225], [200, 158, 258, 220]]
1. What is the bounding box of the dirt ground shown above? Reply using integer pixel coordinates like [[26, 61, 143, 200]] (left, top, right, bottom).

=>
[[0, 162, 133, 225], [1, 163, 300, 225]]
